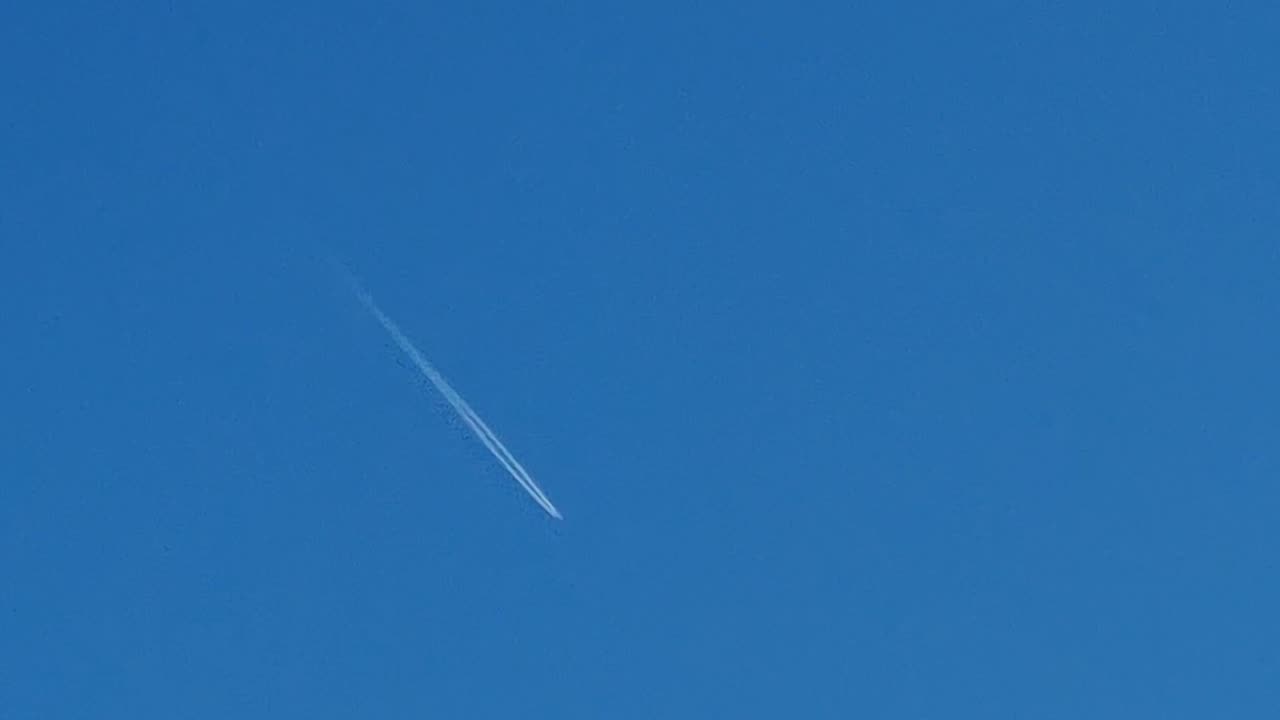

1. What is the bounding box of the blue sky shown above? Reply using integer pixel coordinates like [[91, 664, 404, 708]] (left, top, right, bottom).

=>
[[2, 2, 1278, 717]]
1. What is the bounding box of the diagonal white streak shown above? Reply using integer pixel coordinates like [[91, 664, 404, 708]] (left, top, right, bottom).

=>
[[342, 276, 562, 520]]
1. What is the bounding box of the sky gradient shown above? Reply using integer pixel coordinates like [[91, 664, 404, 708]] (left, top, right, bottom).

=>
[[3, 2, 1278, 717]]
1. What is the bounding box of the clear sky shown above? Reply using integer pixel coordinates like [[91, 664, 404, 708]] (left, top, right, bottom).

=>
[[2, 2, 1277, 717]]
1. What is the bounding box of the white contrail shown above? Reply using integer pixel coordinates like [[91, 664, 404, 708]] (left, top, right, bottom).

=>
[[339, 272, 563, 520]]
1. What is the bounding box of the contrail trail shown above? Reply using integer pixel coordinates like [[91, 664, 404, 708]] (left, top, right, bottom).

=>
[[338, 269, 563, 520]]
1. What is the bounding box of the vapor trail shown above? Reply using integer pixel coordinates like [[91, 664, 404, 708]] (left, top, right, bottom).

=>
[[340, 272, 563, 520]]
